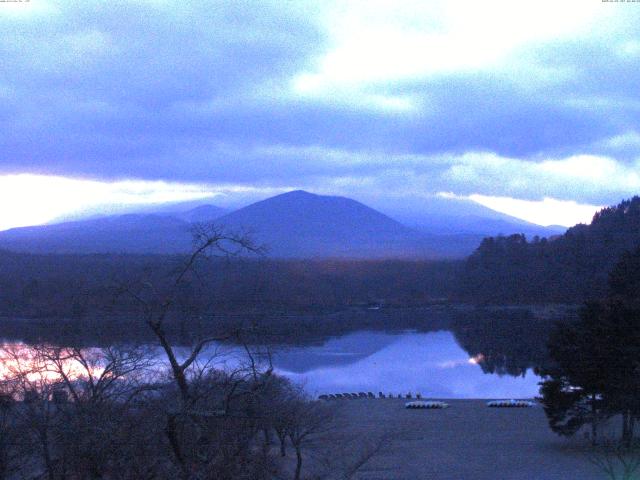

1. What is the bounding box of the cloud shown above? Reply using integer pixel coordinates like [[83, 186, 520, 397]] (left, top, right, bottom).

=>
[[0, 0, 639, 226], [465, 194, 601, 227], [0, 175, 219, 231], [291, 0, 601, 96], [441, 152, 640, 203], [135, 144, 638, 207]]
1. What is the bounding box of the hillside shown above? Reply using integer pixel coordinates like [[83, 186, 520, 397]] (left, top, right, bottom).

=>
[[0, 204, 228, 255], [214, 190, 431, 258], [457, 196, 640, 303], [0, 214, 193, 254], [384, 195, 563, 237]]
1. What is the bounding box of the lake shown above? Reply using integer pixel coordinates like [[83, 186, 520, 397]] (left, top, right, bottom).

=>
[[0, 307, 557, 399], [261, 330, 540, 398], [169, 328, 543, 399]]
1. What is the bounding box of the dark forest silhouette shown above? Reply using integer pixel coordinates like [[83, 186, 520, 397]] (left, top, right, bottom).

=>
[[458, 197, 640, 304], [0, 253, 458, 319], [540, 246, 640, 448]]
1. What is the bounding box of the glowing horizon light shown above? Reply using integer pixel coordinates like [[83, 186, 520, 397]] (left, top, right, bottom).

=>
[[0, 174, 219, 232], [468, 194, 603, 227], [468, 354, 485, 365], [0, 343, 105, 383]]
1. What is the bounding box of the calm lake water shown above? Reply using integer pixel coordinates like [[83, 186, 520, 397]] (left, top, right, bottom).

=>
[[267, 330, 541, 399], [1, 308, 554, 399], [169, 329, 542, 399]]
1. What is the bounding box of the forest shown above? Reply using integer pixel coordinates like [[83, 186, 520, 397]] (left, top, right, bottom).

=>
[[0, 251, 459, 319], [457, 196, 640, 304], [3, 196, 640, 322]]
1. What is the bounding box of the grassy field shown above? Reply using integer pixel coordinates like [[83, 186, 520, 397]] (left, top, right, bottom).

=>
[[329, 399, 607, 480]]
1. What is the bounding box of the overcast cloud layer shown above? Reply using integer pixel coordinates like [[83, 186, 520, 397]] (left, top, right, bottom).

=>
[[2, 0, 640, 220]]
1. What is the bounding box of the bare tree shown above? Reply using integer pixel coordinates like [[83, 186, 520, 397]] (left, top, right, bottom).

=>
[[285, 397, 336, 480], [1, 344, 64, 480], [116, 224, 275, 479], [119, 224, 263, 404], [0, 223, 397, 480], [1, 343, 159, 480], [0, 380, 19, 480]]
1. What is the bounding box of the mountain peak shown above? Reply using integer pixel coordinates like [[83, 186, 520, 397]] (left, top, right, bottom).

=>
[[213, 190, 426, 258], [273, 190, 320, 200], [284, 189, 314, 196]]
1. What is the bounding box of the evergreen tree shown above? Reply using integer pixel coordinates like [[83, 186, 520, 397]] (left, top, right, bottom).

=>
[[540, 249, 640, 445], [459, 196, 640, 304], [538, 303, 610, 444]]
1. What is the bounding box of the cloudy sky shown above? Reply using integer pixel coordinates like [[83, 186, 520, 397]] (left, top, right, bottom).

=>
[[1, 0, 639, 229]]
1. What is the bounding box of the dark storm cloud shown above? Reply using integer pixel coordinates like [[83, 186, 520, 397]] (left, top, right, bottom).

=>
[[0, 0, 324, 173], [1, 0, 640, 205]]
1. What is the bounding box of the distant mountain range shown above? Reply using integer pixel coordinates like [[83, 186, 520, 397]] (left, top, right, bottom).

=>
[[379, 195, 563, 237], [0, 190, 563, 258], [0, 214, 197, 255]]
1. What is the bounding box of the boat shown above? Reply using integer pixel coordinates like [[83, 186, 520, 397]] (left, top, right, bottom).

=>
[[486, 399, 535, 408], [405, 400, 449, 409]]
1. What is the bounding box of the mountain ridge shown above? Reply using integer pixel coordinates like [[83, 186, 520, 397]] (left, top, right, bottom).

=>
[[0, 190, 563, 258], [212, 190, 430, 258]]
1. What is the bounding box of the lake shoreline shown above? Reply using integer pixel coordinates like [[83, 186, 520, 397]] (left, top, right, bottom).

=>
[[0, 303, 577, 345]]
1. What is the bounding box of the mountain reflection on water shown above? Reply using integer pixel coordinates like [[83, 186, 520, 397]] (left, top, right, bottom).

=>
[[0, 307, 563, 398], [270, 330, 541, 399]]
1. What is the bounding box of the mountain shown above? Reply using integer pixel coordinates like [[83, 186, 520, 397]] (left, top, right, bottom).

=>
[[171, 204, 227, 223], [0, 201, 232, 255], [457, 196, 640, 304], [213, 190, 431, 258], [381, 195, 563, 238], [0, 192, 430, 257], [0, 214, 194, 254], [0, 190, 562, 258], [377, 195, 563, 258]]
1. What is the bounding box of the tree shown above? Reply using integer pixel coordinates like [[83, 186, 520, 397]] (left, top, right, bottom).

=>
[[0, 381, 19, 480], [588, 438, 640, 480], [540, 247, 640, 446], [459, 196, 640, 304], [538, 303, 610, 444], [286, 397, 335, 480], [119, 223, 263, 406], [0, 222, 401, 479], [118, 223, 285, 479], [1, 343, 158, 480], [609, 247, 640, 308]]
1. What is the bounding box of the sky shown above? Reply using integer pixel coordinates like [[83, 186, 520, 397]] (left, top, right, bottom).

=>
[[1, 0, 640, 229]]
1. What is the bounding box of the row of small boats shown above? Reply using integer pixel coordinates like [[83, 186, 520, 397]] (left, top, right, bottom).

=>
[[318, 394, 535, 409], [406, 401, 449, 409], [486, 399, 535, 408], [405, 399, 536, 409], [319, 392, 421, 400]]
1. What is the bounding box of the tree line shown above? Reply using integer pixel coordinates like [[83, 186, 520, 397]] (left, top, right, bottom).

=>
[[457, 196, 640, 304], [0, 251, 459, 319], [5, 196, 640, 318]]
